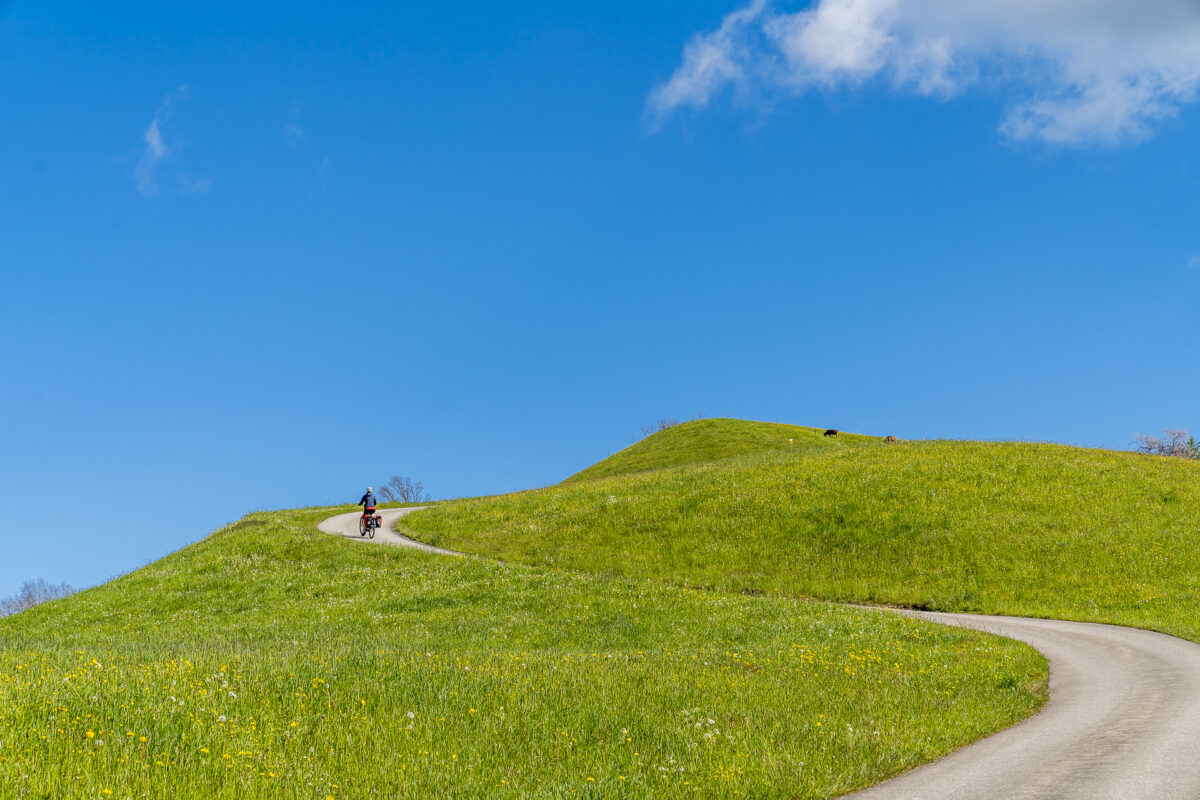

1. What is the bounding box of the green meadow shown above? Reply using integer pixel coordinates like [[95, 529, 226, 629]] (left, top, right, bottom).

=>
[[406, 420, 1200, 641], [0, 504, 1045, 799]]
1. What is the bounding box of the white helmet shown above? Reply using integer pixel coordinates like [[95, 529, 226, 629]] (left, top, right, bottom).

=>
[[366, 486, 373, 493]]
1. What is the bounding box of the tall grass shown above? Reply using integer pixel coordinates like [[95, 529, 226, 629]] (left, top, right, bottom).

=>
[[405, 439, 1200, 640], [0, 506, 1044, 799]]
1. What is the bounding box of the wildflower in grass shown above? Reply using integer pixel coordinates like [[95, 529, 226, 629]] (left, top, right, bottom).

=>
[[0, 503, 1048, 800]]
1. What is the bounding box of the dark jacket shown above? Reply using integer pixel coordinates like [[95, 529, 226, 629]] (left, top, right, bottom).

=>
[[359, 492, 377, 509]]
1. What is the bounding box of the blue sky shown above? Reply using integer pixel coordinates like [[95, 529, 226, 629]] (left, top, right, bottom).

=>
[[1, 0, 1198, 598]]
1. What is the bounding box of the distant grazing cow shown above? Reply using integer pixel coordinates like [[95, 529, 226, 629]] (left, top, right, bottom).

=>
[[824, 429, 838, 437], [885, 435, 897, 443]]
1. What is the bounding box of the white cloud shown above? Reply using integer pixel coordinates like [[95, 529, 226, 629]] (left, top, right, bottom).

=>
[[133, 87, 211, 196], [649, 0, 1200, 146], [647, 0, 771, 120], [143, 118, 167, 161], [767, 0, 898, 84]]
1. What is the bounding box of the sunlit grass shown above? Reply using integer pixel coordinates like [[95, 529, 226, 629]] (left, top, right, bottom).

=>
[[564, 418, 878, 484], [0, 506, 1044, 799], [406, 438, 1200, 640]]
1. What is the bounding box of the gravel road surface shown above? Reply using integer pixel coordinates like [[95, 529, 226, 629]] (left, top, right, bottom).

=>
[[845, 610, 1200, 799], [317, 507, 459, 557]]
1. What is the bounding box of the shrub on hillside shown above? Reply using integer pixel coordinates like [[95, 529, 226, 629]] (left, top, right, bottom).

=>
[[0, 579, 74, 617], [1134, 429, 1200, 460]]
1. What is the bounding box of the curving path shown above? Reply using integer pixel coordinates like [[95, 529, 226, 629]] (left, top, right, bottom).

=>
[[317, 507, 460, 557], [318, 510, 1200, 799], [843, 610, 1200, 799]]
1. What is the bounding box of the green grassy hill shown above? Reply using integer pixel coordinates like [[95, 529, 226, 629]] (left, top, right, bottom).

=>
[[0, 506, 1043, 799], [564, 419, 877, 483], [405, 422, 1200, 642]]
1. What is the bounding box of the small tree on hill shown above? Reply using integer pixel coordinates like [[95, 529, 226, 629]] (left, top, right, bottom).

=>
[[377, 475, 431, 503], [1134, 429, 1200, 460], [0, 579, 74, 617]]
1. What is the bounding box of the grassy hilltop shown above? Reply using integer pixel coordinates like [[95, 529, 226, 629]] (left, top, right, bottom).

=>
[[19, 415, 1196, 799], [0, 505, 1043, 799], [564, 419, 875, 483], [406, 419, 1200, 640]]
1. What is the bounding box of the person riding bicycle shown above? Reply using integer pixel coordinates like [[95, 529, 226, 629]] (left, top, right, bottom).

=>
[[358, 487, 377, 519]]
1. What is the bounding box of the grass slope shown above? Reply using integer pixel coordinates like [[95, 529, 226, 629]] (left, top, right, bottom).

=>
[[405, 432, 1200, 642], [0, 507, 1044, 799], [564, 419, 877, 484]]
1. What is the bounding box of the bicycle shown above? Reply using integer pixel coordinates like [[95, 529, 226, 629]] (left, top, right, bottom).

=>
[[359, 512, 381, 539]]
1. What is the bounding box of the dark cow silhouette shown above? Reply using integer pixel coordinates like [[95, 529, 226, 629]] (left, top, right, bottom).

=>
[[824, 429, 838, 437], [885, 435, 897, 443]]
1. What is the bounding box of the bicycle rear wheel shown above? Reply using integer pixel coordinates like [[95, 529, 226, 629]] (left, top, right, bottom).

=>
[[358, 517, 367, 537]]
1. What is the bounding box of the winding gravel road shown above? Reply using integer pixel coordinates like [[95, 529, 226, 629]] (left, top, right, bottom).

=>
[[317, 507, 459, 557], [318, 509, 1200, 798], [845, 611, 1200, 799]]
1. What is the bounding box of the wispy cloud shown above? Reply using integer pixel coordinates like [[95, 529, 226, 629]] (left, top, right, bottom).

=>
[[1188, 254, 1200, 269], [283, 122, 305, 150], [285, 104, 330, 196], [133, 87, 211, 196], [179, 175, 214, 194], [144, 118, 167, 161], [134, 88, 185, 196], [649, 0, 1200, 147]]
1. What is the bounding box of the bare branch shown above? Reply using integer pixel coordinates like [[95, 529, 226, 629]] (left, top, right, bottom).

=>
[[0, 578, 74, 617], [1134, 429, 1199, 459], [381, 475, 431, 504], [641, 418, 681, 439]]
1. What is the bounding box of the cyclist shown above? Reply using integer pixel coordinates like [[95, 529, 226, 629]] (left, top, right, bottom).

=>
[[358, 487, 377, 520]]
